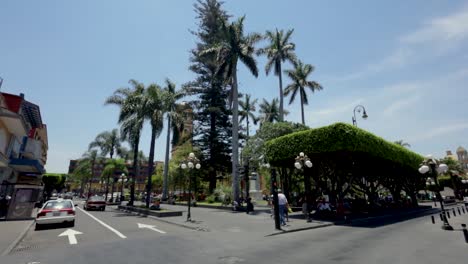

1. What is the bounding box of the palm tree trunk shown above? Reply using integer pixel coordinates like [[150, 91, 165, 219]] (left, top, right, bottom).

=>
[[232, 62, 240, 202], [278, 62, 284, 122], [146, 126, 157, 208], [246, 115, 249, 139], [105, 175, 110, 201], [162, 115, 171, 200], [300, 89, 305, 125], [129, 139, 139, 206]]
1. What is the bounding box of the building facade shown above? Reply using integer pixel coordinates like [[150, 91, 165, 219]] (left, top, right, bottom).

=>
[[0, 92, 48, 220], [456, 146, 468, 171]]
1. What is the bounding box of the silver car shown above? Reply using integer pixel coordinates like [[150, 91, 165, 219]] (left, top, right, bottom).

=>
[[35, 199, 76, 230]]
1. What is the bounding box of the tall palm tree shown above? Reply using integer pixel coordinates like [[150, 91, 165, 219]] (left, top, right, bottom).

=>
[[101, 158, 128, 203], [394, 140, 411, 148], [105, 79, 146, 205], [89, 129, 124, 159], [142, 83, 164, 207], [202, 16, 261, 201], [257, 28, 297, 122], [258, 98, 288, 125], [74, 150, 100, 197], [284, 60, 323, 125], [161, 79, 185, 201], [239, 94, 258, 139]]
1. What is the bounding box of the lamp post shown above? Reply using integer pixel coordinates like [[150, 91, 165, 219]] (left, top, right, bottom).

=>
[[294, 152, 313, 222], [419, 155, 453, 230], [180, 152, 201, 222], [119, 173, 127, 204], [352, 105, 368, 127]]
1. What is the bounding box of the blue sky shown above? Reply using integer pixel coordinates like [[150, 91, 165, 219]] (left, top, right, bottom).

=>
[[1, 0, 468, 173]]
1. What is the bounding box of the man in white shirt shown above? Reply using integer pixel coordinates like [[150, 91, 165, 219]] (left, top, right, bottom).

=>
[[277, 189, 288, 226]]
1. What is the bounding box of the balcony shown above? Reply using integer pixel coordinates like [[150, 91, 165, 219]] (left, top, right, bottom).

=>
[[21, 138, 46, 165]]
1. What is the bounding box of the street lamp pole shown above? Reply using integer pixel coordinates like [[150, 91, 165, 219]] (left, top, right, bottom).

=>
[[181, 152, 201, 222], [295, 152, 313, 222], [352, 105, 368, 127], [419, 156, 453, 230], [119, 173, 127, 204]]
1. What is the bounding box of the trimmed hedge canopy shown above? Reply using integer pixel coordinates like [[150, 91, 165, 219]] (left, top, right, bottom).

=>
[[265, 122, 424, 169]]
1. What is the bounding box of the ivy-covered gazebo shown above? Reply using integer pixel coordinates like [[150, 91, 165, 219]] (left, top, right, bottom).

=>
[[265, 123, 425, 208]]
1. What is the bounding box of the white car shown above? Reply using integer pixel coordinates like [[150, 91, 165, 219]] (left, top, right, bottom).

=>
[[464, 196, 468, 206], [35, 199, 76, 230]]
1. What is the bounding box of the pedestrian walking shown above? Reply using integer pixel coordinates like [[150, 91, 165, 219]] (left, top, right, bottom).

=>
[[278, 189, 288, 226]]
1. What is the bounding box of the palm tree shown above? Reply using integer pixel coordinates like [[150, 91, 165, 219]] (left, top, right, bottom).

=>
[[258, 98, 286, 125], [257, 28, 297, 122], [161, 79, 185, 201], [89, 129, 124, 159], [141, 83, 165, 207], [101, 158, 128, 203], [239, 94, 258, 139], [105, 79, 146, 205], [394, 140, 411, 148], [202, 16, 261, 201], [73, 150, 100, 197], [284, 60, 323, 125]]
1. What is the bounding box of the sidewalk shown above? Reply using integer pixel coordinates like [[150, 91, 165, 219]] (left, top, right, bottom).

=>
[[0, 219, 35, 256], [122, 202, 332, 236]]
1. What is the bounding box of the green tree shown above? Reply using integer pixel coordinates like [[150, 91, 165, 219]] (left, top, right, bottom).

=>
[[102, 159, 128, 202], [257, 28, 297, 122], [42, 174, 66, 200], [106, 79, 146, 205], [239, 94, 258, 139], [88, 129, 125, 159], [394, 140, 411, 148], [187, 0, 231, 194], [202, 15, 261, 200], [161, 79, 185, 201], [73, 150, 101, 197], [284, 60, 323, 125], [258, 98, 285, 125]]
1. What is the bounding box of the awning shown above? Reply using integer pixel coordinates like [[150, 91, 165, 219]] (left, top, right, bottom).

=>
[[0, 108, 28, 138], [9, 158, 45, 174]]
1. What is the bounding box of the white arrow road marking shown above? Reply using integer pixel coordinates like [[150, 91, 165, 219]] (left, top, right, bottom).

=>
[[58, 229, 82, 245], [77, 207, 127, 239], [137, 223, 166, 234]]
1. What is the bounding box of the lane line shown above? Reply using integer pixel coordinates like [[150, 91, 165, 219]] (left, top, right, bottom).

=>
[[77, 207, 127, 239]]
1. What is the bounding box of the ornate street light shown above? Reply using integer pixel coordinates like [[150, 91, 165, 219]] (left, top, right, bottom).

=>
[[180, 152, 201, 222], [352, 105, 368, 127], [295, 152, 313, 222], [419, 156, 453, 230]]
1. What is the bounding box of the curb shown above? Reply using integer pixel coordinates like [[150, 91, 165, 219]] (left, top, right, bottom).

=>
[[1, 220, 35, 256], [266, 223, 334, 237], [345, 208, 438, 225], [114, 208, 208, 232]]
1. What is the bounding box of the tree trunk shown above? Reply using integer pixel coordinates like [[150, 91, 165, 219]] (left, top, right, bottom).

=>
[[162, 115, 171, 200], [300, 89, 305, 125], [129, 139, 140, 206], [208, 111, 217, 193], [278, 62, 284, 122], [246, 115, 249, 139], [231, 62, 240, 202], [146, 126, 157, 208]]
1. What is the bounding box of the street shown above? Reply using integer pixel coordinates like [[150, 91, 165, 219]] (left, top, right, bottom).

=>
[[2, 202, 468, 264]]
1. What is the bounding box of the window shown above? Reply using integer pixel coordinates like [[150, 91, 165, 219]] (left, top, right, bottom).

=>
[[44, 200, 73, 210]]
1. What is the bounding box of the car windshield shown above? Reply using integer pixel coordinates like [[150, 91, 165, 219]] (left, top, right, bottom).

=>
[[89, 196, 105, 201], [43, 200, 72, 210]]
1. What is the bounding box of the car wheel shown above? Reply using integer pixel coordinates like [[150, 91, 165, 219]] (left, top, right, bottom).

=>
[[101, 207, 105, 211], [69, 220, 75, 227], [35, 224, 42, 231]]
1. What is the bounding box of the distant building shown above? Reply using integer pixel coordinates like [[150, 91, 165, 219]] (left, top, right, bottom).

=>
[[456, 146, 468, 171], [445, 150, 458, 161]]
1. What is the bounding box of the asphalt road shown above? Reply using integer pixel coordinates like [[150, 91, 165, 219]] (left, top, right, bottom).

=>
[[3, 203, 468, 264]]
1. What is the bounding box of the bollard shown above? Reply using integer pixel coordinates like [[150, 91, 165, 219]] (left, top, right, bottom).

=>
[[453, 208, 456, 217], [440, 213, 444, 221], [458, 207, 461, 215], [462, 224, 468, 244], [431, 215, 435, 224], [447, 211, 451, 218]]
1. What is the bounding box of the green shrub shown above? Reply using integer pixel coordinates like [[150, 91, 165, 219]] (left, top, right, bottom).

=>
[[206, 195, 216, 204]]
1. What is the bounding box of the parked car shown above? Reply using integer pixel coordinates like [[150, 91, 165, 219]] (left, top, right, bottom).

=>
[[35, 199, 76, 230], [84, 195, 106, 211]]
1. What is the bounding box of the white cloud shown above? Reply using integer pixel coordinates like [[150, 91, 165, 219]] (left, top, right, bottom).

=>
[[401, 7, 468, 44], [383, 95, 421, 117], [326, 5, 468, 83], [410, 123, 468, 142], [315, 99, 364, 116]]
